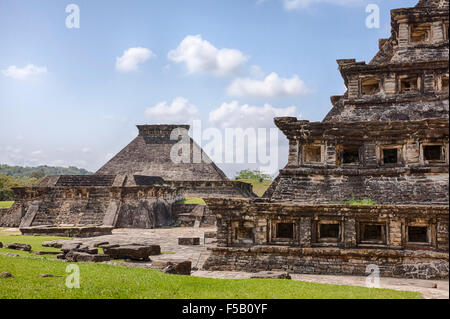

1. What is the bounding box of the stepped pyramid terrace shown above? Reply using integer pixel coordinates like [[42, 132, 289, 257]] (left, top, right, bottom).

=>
[[0, 124, 255, 232], [203, 0, 449, 279]]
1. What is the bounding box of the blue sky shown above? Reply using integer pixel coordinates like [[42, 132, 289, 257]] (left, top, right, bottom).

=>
[[0, 0, 418, 176]]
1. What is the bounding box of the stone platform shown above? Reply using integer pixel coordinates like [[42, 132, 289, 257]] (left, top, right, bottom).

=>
[[20, 226, 114, 238]]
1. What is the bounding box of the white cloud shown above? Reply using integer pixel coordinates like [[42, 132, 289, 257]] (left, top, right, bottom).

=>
[[81, 147, 91, 154], [227, 72, 310, 98], [31, 150, 43, 156], [249, 65, 265, 79], [115, 47, 155, 72], [145, 97, 199, 124], [209, 101, 297, 128], [1, 64, 47, 80], [283, 0, 363, 10], [168, 35, 248, 76]]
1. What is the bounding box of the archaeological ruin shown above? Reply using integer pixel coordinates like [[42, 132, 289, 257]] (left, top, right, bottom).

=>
[[203, 0, 449, 279], [0, 0, 448, 281], [0, 125, 255, 230]]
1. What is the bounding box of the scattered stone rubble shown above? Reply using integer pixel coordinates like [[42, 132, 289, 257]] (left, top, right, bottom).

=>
[[178, 237, 200, 246], [0, 272, 14, 279], [5, 243, 31, 252]]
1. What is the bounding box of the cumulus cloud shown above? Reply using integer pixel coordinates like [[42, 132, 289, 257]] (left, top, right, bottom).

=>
[[209, 101, 297, 128], [1, 64, 47, 80], [31, 150, 44, 156], [115, 47, 155, 72], [283, 0, 363, 10], [145, 97, 199, 124], [227, 72, 310, 98], [168, 35, 248, 76]]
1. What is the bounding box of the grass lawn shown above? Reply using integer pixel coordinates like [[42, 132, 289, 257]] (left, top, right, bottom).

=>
[[176, 197, 207, 205], [0, 255, 421, 299], [235, 179, 272, 197], [0, 230, 421, 299], [0, 201, 14, 209], [340, 199, 378, 205], [0, 228, 68, 258]]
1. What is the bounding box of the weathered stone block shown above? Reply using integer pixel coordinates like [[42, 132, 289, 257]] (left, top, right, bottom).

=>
[[5, 243, 31, 252], [153, 259, 192, 275], [178, 237, 200, 245], [104, 245, 161, 260]]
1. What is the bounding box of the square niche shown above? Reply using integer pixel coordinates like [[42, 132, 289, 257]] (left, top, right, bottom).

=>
[[359, 222, 387, 245]]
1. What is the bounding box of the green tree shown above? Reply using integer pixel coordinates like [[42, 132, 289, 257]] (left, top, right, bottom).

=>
[[234, 169, 272, 181], [30, 170, 45, 179], [0, 174, 42, 201], [0, 174, 20, 201]]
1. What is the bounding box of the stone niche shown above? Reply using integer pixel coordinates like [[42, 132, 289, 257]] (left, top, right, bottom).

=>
[[302, 144, 324, 164], [203, 198, 449, 279], [377, 145, 404, 166], [361, 77, 381, 96], [399, 75, 421, 94], [336, 145, 361, 166], [410, 23, 432, 43]]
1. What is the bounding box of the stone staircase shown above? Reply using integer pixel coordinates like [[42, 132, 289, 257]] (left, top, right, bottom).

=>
[[78, 188, 110, 225], [31, 203, 59, 226]]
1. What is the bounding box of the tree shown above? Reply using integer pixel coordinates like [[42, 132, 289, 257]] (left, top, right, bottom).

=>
[[234, 169, 272, 181], [30, 170, 45, 179], [0, 174, 42, 201], [0, 174, 20, 201]]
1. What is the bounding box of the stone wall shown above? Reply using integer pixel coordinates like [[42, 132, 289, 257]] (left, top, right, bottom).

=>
[[168, 180, 256, 198], [265, 168, 449, 204], [266, 117, 449, 204], [172, 204, 216, 227], [0, 186, 182, 229], [204, 246, 448, 279], [203, 198, 449, 279]]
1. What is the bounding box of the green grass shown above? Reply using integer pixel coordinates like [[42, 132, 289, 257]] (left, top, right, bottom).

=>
[[0, 201, 14, 209], [235, 179, 272, 197], [340, 199, 378, 205], [176, 197, 207, 205], [0, 228, 421, 299], [0, 255, 421, 299], [0, 228, 68, 258], [175, 179, 272, 204]]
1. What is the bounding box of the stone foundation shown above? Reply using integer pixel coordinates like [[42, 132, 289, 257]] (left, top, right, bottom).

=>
[[204, 246, 449, 279], [203, 198, 449, 279], [20, 226, 113, 238]]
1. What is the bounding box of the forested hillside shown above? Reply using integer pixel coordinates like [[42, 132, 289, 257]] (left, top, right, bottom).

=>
[[0, 164, 91, 179], [0, 164, 92, 201]]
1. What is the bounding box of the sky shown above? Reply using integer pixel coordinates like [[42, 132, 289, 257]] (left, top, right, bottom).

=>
[[0, 0, 418, 177]]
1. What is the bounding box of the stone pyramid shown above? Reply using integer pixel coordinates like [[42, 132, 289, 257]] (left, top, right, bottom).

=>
[[96, 124, 228, 182]]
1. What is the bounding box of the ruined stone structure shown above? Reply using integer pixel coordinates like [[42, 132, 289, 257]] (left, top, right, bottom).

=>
[[95, 124, 254, 198], [0, 125, 254, 229], [204, 0, 449, 279], [2, 182, 181, 230], [265, 118, 449, 204]]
